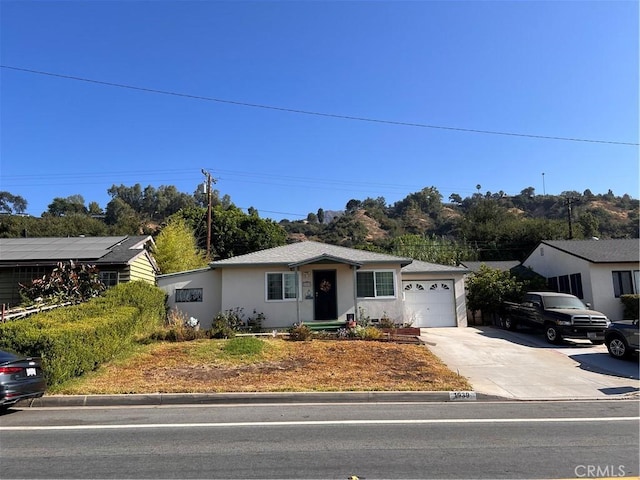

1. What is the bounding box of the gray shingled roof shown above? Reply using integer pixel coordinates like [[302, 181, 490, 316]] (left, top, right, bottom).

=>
[[541, 239, 639, 263], [210, 241, 413, 268], [402, 260, 469, 274], [460, 260, 521, 273], [0, 236, 153, 265]]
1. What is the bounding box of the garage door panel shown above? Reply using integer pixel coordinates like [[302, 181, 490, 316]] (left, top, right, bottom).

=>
[[403, 280, 456, 327]]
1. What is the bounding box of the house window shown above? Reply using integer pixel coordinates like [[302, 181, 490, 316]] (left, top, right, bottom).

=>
[[356, 271, 396, 298], [175, 288, 203, 302], [99, 271, 119, 287], [558, 275, 570, 294], [14, 267, 47, 286], [547, 273, 583, 299], [570, 273, 584, 299], [612, 271, 637, 297], [267, 272, 297, 301]]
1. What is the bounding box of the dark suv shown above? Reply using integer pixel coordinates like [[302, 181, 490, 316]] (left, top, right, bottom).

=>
[[604, 319, 640, 360]]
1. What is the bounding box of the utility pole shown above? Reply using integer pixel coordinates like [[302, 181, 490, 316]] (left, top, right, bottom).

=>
[[565, 196, 576, 239], [201, 169, 217, 259]]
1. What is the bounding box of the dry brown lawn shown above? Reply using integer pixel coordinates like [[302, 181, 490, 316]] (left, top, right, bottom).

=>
[[52, 337, 471, 394]]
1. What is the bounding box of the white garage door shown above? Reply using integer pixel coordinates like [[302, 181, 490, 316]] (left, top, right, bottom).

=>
[[402, 280, 456, 327]]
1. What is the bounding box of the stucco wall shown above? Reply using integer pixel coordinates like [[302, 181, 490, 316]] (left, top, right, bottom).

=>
[[157, 269, 221, 329], [219, 263, 406, 329]]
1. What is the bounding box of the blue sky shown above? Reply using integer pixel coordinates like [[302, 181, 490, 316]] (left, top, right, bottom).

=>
[[1, 1, 638, 221]]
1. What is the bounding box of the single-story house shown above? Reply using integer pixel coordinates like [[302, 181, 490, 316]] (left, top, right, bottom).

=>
[[522, 239, 639, 321], [158, 241, 470, 330], [0, 235, 158, 307]]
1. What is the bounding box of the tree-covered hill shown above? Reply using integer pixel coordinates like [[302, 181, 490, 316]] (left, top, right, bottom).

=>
[[0, 185, 637, 264]]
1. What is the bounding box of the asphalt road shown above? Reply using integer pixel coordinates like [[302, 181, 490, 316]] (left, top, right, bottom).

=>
[[2, 400, 638, 479]]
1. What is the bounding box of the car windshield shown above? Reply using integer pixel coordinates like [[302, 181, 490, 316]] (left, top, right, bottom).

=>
[[544, 297, 587, 309]]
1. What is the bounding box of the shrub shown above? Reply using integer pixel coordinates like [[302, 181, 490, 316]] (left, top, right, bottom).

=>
[[0, 281, 166, 387], [288, 322, 313, 341], [151, 307, 204, 342], [356, 326, 384, 340], [620, 294, 639, 320]]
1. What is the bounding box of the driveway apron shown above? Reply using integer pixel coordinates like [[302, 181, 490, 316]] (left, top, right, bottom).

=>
[[421, 326, 640, 400]]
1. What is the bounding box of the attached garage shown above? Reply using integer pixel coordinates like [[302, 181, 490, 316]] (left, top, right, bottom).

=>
[[403, 280, 456, 327], [400, 261, 470, 328]]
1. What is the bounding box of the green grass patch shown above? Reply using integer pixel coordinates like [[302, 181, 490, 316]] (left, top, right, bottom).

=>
[[222, 337, 266, 358]]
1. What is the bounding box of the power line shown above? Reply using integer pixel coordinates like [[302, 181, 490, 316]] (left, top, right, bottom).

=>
[[2, 65, 638, 147]]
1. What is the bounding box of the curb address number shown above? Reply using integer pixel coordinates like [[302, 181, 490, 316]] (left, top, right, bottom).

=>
[[449, 391, 477, 401]]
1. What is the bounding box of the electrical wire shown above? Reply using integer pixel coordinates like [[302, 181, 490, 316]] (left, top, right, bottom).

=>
[[2, 65, 637, 146]]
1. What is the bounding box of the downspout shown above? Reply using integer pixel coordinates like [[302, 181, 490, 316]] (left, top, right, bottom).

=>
[[352, 265, 358, 320], [294, 266, 301, 324]]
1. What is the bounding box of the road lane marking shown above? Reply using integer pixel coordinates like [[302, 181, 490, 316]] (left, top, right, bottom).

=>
[[1, 416, 638, 431]]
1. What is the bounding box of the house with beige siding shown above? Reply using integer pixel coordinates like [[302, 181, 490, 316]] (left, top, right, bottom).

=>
[[0, 236, 158, 307], [158, 241, 469, 330], [523, 239, 639, 321]]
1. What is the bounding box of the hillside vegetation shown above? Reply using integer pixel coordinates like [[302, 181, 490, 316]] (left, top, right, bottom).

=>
[[1, 185, 637, 263]]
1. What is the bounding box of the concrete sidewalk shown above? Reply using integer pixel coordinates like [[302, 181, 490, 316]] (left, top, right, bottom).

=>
[[420, 326, 640, 401]]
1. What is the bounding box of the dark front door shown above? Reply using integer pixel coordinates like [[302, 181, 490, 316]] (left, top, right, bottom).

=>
[[313, 270, 337, 321]]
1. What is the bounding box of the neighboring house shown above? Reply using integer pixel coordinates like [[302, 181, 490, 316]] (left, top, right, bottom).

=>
[[0, 235, 158, 307], [158, 241, 470, 330], [522, 239, 640, 321]]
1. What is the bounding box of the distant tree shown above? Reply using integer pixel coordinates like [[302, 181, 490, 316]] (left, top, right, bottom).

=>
[[345, 199, 362, 214], [104, 198, 140, 233], [45, 195, 88, 217], [317, 208, 325, 224], [448, 193, 463, 204], [247, 207, 259, 217], [306, 212, 318, 224], [208, 206, 286, 259], [0, 191, 27, 214], [520, 186, 535, 198], [88, 202, 103, 215], [153, 218, 208, 273], [108, 184, 144, 212], [578, 212, 600, 238]]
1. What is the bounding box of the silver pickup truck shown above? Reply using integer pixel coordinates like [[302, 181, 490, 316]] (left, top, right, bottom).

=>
[[501, 292, 610, 344]]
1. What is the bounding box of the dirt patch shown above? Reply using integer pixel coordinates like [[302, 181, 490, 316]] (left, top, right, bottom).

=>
[[55, 339, 471, 394]]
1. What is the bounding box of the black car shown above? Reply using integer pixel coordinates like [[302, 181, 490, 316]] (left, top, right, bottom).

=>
[[604, 319, 640, 360], [0, 349, 46, 411]]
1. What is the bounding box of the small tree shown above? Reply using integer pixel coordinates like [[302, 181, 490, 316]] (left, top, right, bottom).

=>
[[153, 217, 208, 273], [466, 265, 523, 325]]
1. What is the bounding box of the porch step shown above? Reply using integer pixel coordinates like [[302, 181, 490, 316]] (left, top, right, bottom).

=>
[[305, 321, 347, 331]]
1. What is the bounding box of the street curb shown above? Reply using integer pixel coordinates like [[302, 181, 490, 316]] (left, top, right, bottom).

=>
[[17, 390, 504, 408]]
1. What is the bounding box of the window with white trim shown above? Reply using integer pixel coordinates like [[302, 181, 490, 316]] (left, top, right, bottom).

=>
[[356, 270, 396, 298], [266, 272, 297, 301]]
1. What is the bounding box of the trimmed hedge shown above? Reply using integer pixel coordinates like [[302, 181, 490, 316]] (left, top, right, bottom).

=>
[[0, 281, 165, 387], [620, 294, 639, 320]]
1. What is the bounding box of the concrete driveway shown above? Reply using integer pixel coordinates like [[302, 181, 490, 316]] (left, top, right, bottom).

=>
[[421, 326, 640, 400]]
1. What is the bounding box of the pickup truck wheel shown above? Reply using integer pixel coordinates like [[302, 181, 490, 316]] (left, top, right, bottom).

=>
[[545, 325, 562, 344], [606, 336, 629, 359], [503, 317, 517, 331]]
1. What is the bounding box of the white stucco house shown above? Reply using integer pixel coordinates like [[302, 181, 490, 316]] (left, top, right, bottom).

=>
[[523, 239, 639, 321], [157, 241, 470, 330]]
